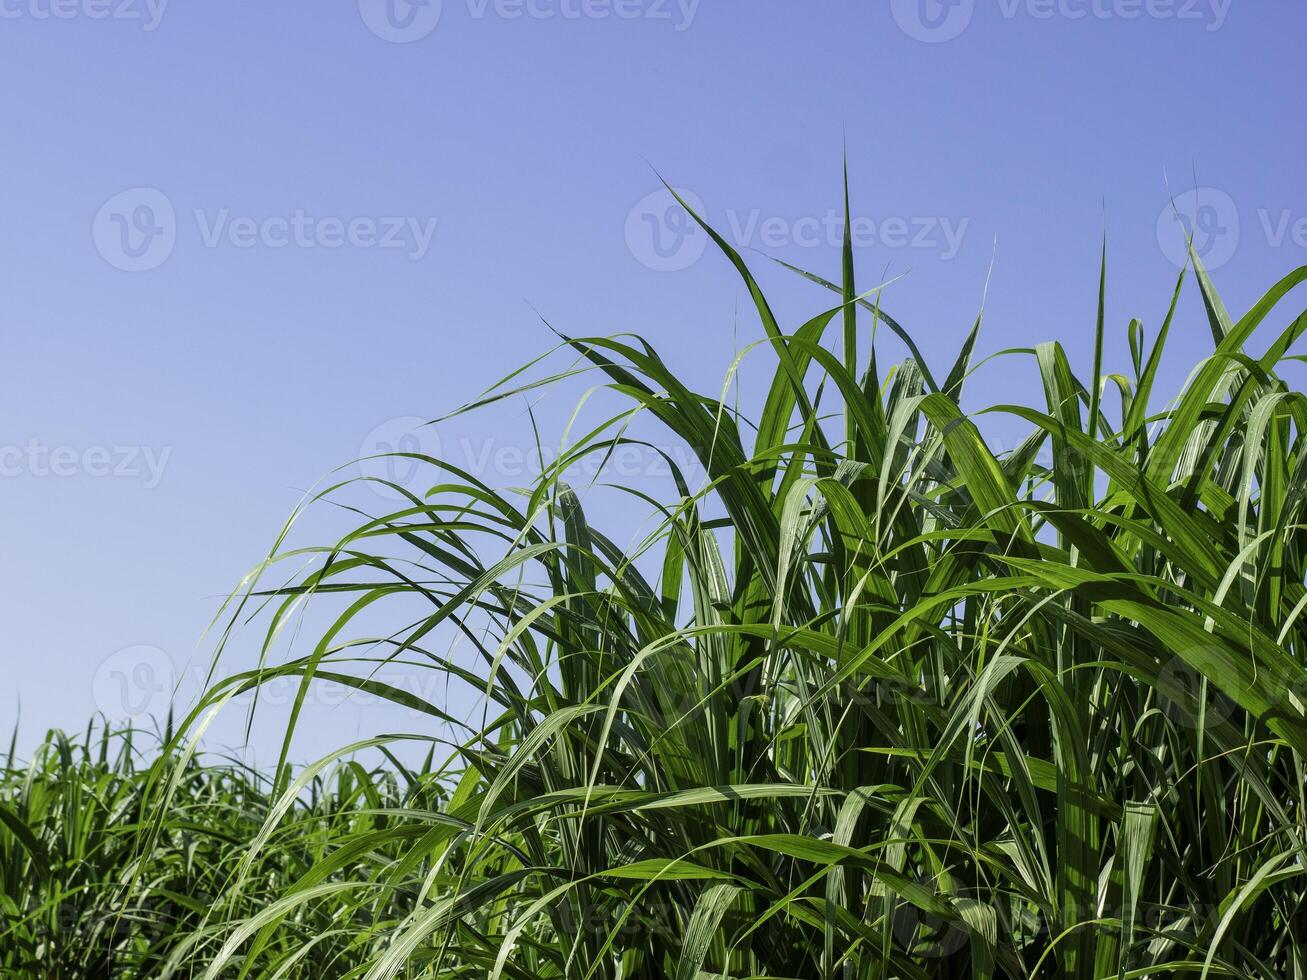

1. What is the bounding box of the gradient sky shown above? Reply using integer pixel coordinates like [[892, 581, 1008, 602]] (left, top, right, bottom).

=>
[[2, 0, 1303, 762]]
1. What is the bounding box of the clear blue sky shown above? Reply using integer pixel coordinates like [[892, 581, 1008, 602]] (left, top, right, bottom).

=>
[[2, 1, 1303, 761]]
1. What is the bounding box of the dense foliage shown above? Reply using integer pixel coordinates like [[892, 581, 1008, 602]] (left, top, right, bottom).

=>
[[1, 725, 446, 977], [6, 185, 1307, 977]]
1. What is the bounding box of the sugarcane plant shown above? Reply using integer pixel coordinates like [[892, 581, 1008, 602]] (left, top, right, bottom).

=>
[[7, 173, 1307, 978]]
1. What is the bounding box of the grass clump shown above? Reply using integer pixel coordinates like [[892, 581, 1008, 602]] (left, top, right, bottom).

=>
[[7, 179, 1307, 977], [1, 725, 445, 977]]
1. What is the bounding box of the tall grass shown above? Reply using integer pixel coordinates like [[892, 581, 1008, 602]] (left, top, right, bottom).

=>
[[1, 723, 447, 976], [7, 180, 1307, 977]]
